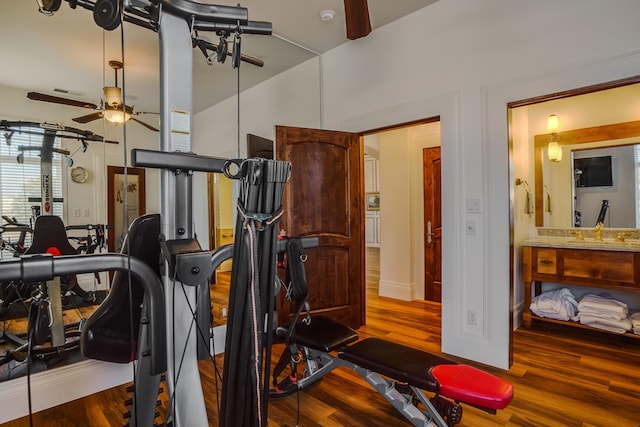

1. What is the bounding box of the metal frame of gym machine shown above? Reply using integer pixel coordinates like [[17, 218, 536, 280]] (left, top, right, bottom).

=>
[[94, 1, 276, 425]]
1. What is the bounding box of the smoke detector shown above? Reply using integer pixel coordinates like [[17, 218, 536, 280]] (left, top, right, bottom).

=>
[[320, 9, 336, 22]]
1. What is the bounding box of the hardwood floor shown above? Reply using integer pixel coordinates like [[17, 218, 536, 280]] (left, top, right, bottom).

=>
[[2, 248, 640, 426]]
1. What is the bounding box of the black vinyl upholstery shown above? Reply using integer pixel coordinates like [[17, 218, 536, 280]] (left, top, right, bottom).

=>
[[287, 315, 358, 352], [24, 215, 89, 299], [24, 215, 78, 256], [80, 214, 161, 363], [339, 337, 456, 391]]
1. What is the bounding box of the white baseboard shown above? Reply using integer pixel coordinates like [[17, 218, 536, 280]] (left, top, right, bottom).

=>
[[0, 359, 134, 424], [0, 325, 229, 424], [513, 300, 524, 330], [378, 279, 414, 301]]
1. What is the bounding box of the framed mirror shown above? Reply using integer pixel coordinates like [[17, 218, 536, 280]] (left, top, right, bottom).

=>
[[533, 120, 640, 227]]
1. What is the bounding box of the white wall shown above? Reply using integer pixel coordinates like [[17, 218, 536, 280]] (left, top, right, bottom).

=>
[[378, 129, 413, 299], [192, 0, 640, 369], [193, 57, 322, 158]]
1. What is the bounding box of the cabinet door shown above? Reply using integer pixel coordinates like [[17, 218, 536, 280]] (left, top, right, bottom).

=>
[[364, 156, 378, 193], [365, 212, 379, 247]]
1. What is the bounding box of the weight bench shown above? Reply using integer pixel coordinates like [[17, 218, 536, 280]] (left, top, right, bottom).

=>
[[270, 239, 513, 427]]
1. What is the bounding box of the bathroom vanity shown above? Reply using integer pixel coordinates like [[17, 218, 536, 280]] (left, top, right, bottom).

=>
[[522, 238, 640, 338]]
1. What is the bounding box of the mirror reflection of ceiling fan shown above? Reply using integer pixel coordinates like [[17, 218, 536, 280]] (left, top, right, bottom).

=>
[[27, 60, 159, 132]]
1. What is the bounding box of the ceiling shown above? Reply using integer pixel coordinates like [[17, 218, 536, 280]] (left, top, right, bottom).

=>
[[0, 0, 438, 117]]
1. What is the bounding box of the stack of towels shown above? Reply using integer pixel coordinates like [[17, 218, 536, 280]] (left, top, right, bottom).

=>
[[577, 293, 631, 334], [632, 313, 640, 335], [529, 289, 636, 334], [529, 288, 579, 321]]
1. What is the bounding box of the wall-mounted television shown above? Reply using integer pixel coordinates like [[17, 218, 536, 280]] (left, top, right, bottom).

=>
[[574, 155, 613, 187]]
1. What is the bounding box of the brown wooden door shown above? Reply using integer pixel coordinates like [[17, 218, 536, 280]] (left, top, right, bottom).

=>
[[276, 125, 365, 329], [423, 147, 442, 302], [107, 166, 146, 253]]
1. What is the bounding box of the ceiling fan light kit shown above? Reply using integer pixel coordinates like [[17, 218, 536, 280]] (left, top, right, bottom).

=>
[[103, 86, 122, 107], [25, 59, 159, 131], [103, 106, 131, 124]]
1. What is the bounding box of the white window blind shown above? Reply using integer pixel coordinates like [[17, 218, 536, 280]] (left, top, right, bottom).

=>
[[0, 130, 64, 231]]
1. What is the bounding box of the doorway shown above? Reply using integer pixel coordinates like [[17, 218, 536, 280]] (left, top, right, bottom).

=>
[[362, 119, 442, 316], [509, 77, 640, 326]]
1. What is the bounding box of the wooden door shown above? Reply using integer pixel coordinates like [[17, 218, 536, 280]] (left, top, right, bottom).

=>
[[107, 166, 146, 253], [423, 147, 442, 302], [276, 126, 365, 329]]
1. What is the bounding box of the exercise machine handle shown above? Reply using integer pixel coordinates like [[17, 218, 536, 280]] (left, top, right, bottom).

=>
[[0, 253, 167, 374]]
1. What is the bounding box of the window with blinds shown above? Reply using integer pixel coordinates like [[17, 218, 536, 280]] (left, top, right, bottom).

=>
[[0, 129, 64, 230]]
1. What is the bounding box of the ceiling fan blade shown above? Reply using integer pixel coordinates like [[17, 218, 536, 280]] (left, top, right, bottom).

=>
[[72, 112, 104, 124], [344, 0, 372, 40], [83, 134, 119, 144], [131, 117, 159, 132], [27, 92, 98, 110]]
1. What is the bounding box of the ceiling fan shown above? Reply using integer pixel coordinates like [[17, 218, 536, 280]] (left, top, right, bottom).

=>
[[344, 0, 372, 40], [27, 60, 159, 132]]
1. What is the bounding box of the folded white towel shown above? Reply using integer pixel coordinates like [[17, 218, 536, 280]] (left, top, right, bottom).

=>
[[578, 294, 628, 320], [578, 313, 632, 334], [530, 288, 579, 322], [631, 313, 640, 329]]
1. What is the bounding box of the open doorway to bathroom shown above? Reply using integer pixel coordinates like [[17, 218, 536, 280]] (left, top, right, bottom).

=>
[[509, 76, 640, 333]]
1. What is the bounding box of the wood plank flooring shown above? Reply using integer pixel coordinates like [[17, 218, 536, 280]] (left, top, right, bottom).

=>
[[2, 248, 640, 426]]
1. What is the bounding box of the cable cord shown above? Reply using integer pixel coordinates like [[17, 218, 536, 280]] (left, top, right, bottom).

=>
[[114, 12, 141, 427], [164, 274, 202, 426], [165, 268, 201, 425], [27, 315, 34, 427], [163, 269, 227, 425], [245, 220, 263, 426], [237, 55, 240, 157]]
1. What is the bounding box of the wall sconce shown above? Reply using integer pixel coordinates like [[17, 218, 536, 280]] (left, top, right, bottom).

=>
[[547, 114, 562, 162]]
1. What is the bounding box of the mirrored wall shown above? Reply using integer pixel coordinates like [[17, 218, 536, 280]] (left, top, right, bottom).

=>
[[0, 0, 321, 383]]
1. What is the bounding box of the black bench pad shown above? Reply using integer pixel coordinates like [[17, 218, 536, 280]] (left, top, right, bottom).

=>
[[290, 315, 359, 352], [339, 337, 456, 391]]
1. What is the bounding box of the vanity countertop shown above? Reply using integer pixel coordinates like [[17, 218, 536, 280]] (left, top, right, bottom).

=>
[[522, 237, 640, 252]]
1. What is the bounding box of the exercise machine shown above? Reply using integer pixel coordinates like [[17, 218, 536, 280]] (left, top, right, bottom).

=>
[[27, 0, 276, 425], [0, 216, 32, 257], [270, 238, 514, 426], [0, 215, 98, 378]]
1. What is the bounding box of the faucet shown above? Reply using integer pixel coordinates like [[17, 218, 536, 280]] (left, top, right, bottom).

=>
[[615, 232, 629, 242], [571, 230, 585, 241], [594, 222, 604, 242]]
